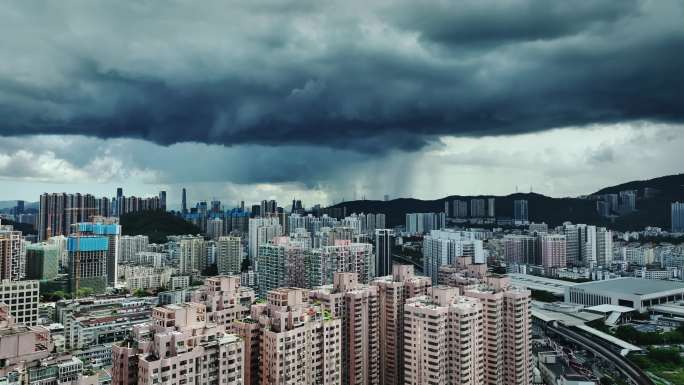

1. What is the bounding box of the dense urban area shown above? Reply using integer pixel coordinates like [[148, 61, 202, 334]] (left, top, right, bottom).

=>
[[0, 176, 683, 385]]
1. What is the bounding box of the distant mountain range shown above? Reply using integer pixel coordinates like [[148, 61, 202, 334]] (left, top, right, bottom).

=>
[[327, 173, 684, 231]]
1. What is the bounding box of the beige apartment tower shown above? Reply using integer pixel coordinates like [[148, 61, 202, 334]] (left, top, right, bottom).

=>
[[251, 287, 342, 385], [404, 286, 485, 385], [311, 272, 380, 385], [371, 265, 431, 385], [112, 303, 244, 385], [464, 276, 533, 385]]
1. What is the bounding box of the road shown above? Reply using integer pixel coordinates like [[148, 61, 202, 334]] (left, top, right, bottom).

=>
[[546, 322, 654, 385]]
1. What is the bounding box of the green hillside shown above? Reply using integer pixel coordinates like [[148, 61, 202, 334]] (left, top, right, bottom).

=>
[[120, 210, 202, 243]]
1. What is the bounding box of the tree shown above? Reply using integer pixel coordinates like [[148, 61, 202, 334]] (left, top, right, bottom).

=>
[[133, 288, 147, 297], [76, 287, 94, 298]]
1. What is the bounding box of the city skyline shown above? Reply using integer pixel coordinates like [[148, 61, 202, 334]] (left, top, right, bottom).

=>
[[0, 1, 683, 205]]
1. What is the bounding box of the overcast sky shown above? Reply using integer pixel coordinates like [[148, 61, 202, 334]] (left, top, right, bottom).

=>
[[1, 0, 683, 208]]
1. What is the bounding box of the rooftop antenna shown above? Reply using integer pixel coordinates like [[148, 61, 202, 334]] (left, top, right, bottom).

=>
[[516, 185, 519, 193]]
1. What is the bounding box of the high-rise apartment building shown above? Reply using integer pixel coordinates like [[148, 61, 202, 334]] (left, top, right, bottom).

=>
[[403, 286, 484, 385], [619, 190, 637, 212], [119, 235, 149, 263], [487, 197, 496, 218], [191, 275, 255, 326], [217, 236, 243, 275], [405, 212, 445, 235], [464, 276, 532, 385], [207, 217, 224, 240], [25, 243, 59, 281], [672, 202, 684, 233], [250, 288, 342, 385], [0, 223, 24, 281], [423, 230, 485, 284], [181, 187, 188, 214], [311, 272, 380, 385], [67, 235, 109, 294], [169, 235, 206, 274], [256, 237, 307, 296], [596, 227, 613, 267], [540, 234, 566, 268], [0, 279, 39, 325], [38, 193, 99, 240], [75, 218, 121, 286], [452, 200, 468, 218], [503, 235, 538, 265], [112, 303, 244, 385], [47, 234, 69, 270], [470, 198, 486, 218], [158, 190, 167, 211], [513, 199, 529, 224], [371, 265, 431, 385], [375, 229, 394, 277], [248, 217, 282, 260], [308, 241, 375, 286]]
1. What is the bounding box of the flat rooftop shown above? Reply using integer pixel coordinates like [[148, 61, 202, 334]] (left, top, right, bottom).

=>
[[569, 278, 684, 296], [509, 273, 577, 295]]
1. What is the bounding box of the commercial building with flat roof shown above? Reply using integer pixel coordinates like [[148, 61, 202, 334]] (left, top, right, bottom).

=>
[[564, 278, 684, 312]]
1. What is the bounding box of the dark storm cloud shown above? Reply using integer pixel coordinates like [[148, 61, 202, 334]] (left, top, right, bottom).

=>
[[0, 0, 683, 154]]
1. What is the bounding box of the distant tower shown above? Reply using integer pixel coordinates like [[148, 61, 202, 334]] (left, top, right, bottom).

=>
[[159, 191, 167, 211], [116, 187, 123, 216], [181, 188, 188, 215], [374, 229, 395, 277]]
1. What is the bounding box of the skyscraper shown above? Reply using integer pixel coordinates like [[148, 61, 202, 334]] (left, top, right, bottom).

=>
[[74, 218, 121, 286], [307, 241, 375, 286], [404, 286, 484, 385], [405, 212, 445, 234], [487, 197, 496, 217], [672, 202, 684, 233], [513, 199, 529, 224], [158, 190, 167, 210], [112, 303, 244, 385], [0, 223, 24, 281], [67, 234, 109, 294], [423, 230, 485, 283], [310, 272, 380, 385], [371, 265, 431, 385], [374, 229, 394, 277], [251, 288, 342, 385], [38, 193, 99, 240], [181, 187, 188, 215], [248, 216, 282, 260], [217, 236, 243, 275], [540, 233, 566, 268], [25, 243, 59, 281], [470, 198, 486, 218]]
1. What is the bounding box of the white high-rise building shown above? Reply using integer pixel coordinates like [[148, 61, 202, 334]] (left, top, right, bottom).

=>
[[423, 230, 484, 284], [169, 235, 206, 274], [308, 241, 375, 286], [119, 235, 149, 263], [596, 227, 613, 267], [405, 213, 445, 235], [672, 202, 684, 233], [206, 218, 224, 240], [248, 217, 282, 260], [217, 236, 243, 275]]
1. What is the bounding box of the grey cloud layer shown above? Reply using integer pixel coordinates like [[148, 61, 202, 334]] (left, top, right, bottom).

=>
[[0, 0, 682, 154]]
